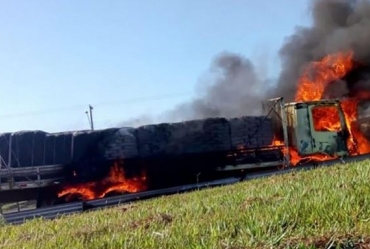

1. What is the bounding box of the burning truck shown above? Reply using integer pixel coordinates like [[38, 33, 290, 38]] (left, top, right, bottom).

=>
[[2, 50, 370, 208]]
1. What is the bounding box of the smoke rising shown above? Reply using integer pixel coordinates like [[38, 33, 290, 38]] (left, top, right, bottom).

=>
[[164, 52, 272, 121], [274, 0, 370, 101], [121, 0, 370, 127], [120, 52, 273, 127]]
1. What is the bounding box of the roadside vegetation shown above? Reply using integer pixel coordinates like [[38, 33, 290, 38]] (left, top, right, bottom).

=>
[[1, 160, 370, 248]]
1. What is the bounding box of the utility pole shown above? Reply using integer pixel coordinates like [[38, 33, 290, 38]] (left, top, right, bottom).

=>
[[89, 105, 94, 130], [85, 105, 94, 130]]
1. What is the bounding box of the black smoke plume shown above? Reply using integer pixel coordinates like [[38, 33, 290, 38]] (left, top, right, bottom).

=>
[[165, 52, 273, 122], [121, 52, 273, 126], [274, 0, 370, 102], [121, 0, 370, 127]]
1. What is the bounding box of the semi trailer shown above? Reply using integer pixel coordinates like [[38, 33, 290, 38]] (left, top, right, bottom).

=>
[[0, 97, 369, 208]]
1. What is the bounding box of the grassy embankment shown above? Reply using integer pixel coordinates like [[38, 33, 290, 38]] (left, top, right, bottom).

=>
[[1, 160, 370, 248]]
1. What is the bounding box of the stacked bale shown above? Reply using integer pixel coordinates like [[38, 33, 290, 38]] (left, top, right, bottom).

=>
[[164, 122, 187, 155], [43, 133, 55, 165], [136, 123, 175, 157], [71, 128, 118, 162], [98, 127, 138, 160], [229, 116, 275, 149], [8, 131, 48, 167], [136, 117, 231, 157], [71, 130, 101, 163], [67, 129, 119, 180], [179, 118, 231, 154], [53, 132, 74, 165], [31, 131, 47, 166], [0, 133, 11, 168], [9, 131, 30, 167], [257, 118, 276, 146], [0, 114, 278, 169]]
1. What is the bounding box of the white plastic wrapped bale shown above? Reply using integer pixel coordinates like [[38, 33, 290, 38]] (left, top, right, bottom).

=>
[[229, 116, 275, 149], [8, 131, 48, 167], [137, 117, 231, 157], [98, 127, 138, 160]]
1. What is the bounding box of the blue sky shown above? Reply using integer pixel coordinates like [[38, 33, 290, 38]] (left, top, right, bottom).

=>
[[0, 0, 311, 132]]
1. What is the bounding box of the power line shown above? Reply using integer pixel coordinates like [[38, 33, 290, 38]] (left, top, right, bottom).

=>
[[94, 91, 193, 107], [0, 91, 193, 119]]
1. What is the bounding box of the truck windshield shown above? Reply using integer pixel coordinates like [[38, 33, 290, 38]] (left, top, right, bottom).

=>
[[312, 106, 341, 132]]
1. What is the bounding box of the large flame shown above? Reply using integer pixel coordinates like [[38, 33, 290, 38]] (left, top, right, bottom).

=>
[[276, 50, 370, 166], [58, 161, 147, 201], [311, 106, 341, 132], [295, 51, 354, 102]]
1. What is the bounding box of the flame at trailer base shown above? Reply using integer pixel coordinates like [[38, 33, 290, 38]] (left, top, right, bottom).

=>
[[271, 135, 338, 167], [58, 161, 147, 201]]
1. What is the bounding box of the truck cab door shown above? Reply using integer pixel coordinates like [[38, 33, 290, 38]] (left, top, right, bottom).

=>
[[307, 104, 348, 157]]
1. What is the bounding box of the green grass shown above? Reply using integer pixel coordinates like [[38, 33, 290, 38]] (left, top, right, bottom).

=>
[[2, 161, 370, 249]]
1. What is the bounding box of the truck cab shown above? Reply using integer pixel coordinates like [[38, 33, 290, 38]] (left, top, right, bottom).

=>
[[284, 99, 349, 157], [218, 97, 352, 172]]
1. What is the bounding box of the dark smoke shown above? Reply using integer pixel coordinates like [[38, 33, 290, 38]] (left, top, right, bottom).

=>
[[273, 0, 370, 101], [121, 0, 370, 127], [121, 52, 273, 127], [165, 52, 273, 122], [120, 114, 155, 128]]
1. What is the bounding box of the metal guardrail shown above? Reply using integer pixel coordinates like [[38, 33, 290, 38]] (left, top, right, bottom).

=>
[[3, 153, 370, 225], [2, 177, 240, 225], [3, 202, 83, 225], [85, 177, 240, 210]]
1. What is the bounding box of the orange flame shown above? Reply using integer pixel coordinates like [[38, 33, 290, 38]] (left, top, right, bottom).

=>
[[287, 147, 337, 166], [273, 50, 370, 166], [341, 98, 370, 155], [58, 161, 147, 201], [295, 51, 354, 102], [271, 135, 284, 146], [311, 106, 341, 132]]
